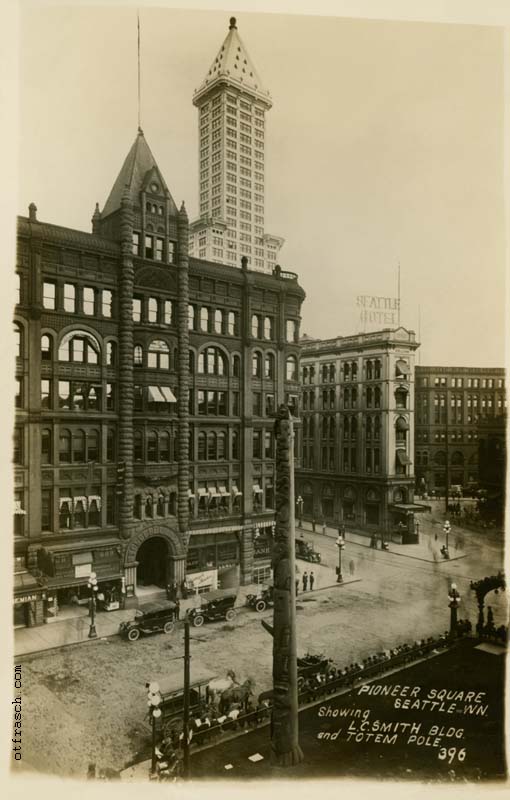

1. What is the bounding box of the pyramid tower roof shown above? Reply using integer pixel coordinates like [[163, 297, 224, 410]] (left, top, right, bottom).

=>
[[194, 17, 271, 107], [102, 129, 177, 217]]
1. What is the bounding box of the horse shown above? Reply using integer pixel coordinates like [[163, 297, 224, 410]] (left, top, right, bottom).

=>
[[220, 679, 254, 715], [206, 670, 237, 706]]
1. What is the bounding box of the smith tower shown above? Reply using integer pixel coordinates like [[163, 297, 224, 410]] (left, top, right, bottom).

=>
[[189, 17, 284, 273]]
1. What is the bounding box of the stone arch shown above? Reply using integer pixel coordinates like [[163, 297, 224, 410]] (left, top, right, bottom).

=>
[[125, 523, 185, 565]]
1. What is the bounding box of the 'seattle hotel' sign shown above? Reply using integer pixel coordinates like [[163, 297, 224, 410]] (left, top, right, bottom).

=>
[[357, 295, 400, 326]]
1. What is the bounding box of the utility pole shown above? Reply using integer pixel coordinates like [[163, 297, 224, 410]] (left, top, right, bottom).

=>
[[270, 405, 304, 766], [182, 620, 191, 779]]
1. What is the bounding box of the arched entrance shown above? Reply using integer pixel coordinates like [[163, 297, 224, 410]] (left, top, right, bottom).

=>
[[136, 536, 168, 589]]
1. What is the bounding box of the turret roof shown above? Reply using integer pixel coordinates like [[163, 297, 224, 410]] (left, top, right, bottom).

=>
[[102, 129, 177, 217], [194, 17, 271, 107]]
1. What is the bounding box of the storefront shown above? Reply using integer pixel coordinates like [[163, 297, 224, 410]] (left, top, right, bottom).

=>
[[185, 530, 241, 594], [13, 572, 44, 628], [252, 521, 274, 584]]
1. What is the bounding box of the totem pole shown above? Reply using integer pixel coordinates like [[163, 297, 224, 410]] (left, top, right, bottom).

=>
[[271, 405, 304, 766]]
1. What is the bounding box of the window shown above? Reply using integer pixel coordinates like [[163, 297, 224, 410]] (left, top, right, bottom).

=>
[[87, 430, 99, 462], [106, 341, 116, 366], [155, 238, 164, 262], [41, 490, 52, 531], [133, 345, 143, 366], [264, 353, 275, 379], [134, 430, 143, 461], [164, 300, 173, 325], [253, 430, 262, 459], [59, 429, 72, 463], [58, 380, 71, 409], [148, 297, 158, 323], [147, 431, 158, 462], [232, 354, 241, 378], [41, 379, 51, 408], [148, 340, 170, 369], [43, 282, 56, 310], [145, 235, 154, 259], [168, 241, 175, 263], [252, 352, 262, 378], [263, 317, 273, 340], [106, 383, 115, 411], [106, 428, 115, 462], [228, 311, 238, 336], [102, 289, 112, 317], [134, 385, 143, 411], [198, 346, 227, 375], [58, 332, 99, 364], [251, 314, 260, 338], [286, 355, 297, 382], [253, 392, 262, 416], [214, 309, 223, 334], [72, 429, 85, 462], [14, 324, 22, 358], [160, 432, 170, 462], [188, 305, 196, 330], [13, 427, 23, 464], [133, 297, 142, 322], [286, 320, 297, 342], [264, 431, 273, 459], [83, 287, 95, 315], [41, 334, 52, 360], [132, 232, 141, 255], [64, 283, 76, 312], [41, 428, 52, 463]]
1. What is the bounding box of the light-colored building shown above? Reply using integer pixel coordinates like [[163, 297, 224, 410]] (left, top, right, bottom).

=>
[[189, 17, 284, 273], [296, 328, 424, 538]]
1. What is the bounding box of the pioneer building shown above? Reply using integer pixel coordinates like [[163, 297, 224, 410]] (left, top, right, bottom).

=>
[[296, 328, 421, 537], [13, 130, 303, 627]]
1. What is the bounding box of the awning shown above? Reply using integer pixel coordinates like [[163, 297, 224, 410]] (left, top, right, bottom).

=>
[[88, 494, 102, 510], [36, 536, 121, 555], [148, 386, 166, 403], [14, 571, 41, 593], [396, 359, 410, 375], [396, 450, 412, 466], [197, 488, 208, 497], [395, 417, 409, 432], [59, 496, 73, 510], [253, 485, 263, 494], [187, 490, 196, 499], [390, 503, 431, 514], [208, 487, 222, 498], [219, 486, 230, 496], [14, 500, 26, 516], [72, 551, 93, 566], [73, 495, 88, 510], [232, 486, 242, 497], [160, 386, 177, 403], [45, 573, 123, 591]]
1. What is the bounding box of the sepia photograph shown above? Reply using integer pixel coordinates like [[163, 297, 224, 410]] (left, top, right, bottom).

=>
[[4, 0, 508, 793]]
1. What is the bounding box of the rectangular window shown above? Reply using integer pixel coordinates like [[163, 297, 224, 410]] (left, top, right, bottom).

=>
[[155, 237, 164, 261], [253, 430, 262, 459], [64, 283, 76, 312], [41, 379, 51, 409], [232, 391, 240, 416], [145, 235, 154, 259], [164, 300, 173, 325], [41, 490, 52, 531], [132, 231, 141, 255], [132, 297, 142, 322], [198, 391, 206, 415], [58, 380, 71, 409], [102, 289, 112, 317], [43, 281, 56, 310], [106, 383, 115, 411], [83, 287, 95, 315], [253, 392, 262, 417], [134, 385, 143, 411]]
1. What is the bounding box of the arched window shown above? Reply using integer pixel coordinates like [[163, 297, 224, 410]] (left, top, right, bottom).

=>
[[252, 352, 262, 378], [134, 430, 143, 461], [157, 495, 165, 517], [188, 305, 196, 330], [41, 334, 52, 360], [366, 417, 372, 440], [263, 317, 273, 339], [232, 354, 241, 378], [147, 431, 158, 462], [351, 417, 357, 439], [251, 315, 259, 338], [395, 387, 407, 409], [434, 451, 446, 466], [214, 309, 223, 334], [200, 307, 209, 332], [343, 363, 350, 381], [207, 432, 216, 460], [286, 355, 297, 382], [134, 345, 143, 366], [374, 415, 381, 440], [374, 359, 381, 379], [217, 432, 227, 460], [343, 388, 350, 408], [451, 451, 464, 466], [87, 430, 99, 461], [72, 429, 86, 462], [58, 331, 100, 364], [198, 432, 206, 460], [351, 362, 358, 379], [148, 340, 169, 369], [106, 341, 116, 366], [228, 311, 238, 336], [303, 367, 309, 384], [145, 496, 154, 518], [366, 387, 373, 407], [366, 360, 373, 380], [264, 353, 275, 379], [41, 428, 52, 463], [148, 297, 158, 323]]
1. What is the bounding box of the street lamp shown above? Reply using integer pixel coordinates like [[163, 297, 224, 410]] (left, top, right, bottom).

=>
[[443, 520, 451, 556], [296, 495, 304, 528], [336, 535, 345, 583], [87, 572, 98, 639], [147, 681, 162, 775], [448, 583, 461, 637]]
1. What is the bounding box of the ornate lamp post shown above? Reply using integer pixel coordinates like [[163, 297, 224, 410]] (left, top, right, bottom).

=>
[[87, 572, 98, 639], [336, 535, 345, 583], [443, 520, 451, 556], [147, 681, 162, 775], [448, 583, 461, 637], [296, 495, 304, 528]]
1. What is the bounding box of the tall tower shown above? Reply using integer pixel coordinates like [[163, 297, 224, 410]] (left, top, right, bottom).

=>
[[190, 16, 284, 274]]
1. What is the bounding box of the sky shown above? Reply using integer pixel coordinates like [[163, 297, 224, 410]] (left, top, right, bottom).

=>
[[15, 1, 507, 367]]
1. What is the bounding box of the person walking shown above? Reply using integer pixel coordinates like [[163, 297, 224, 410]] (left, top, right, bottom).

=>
[[174, 598, 180, 621], [321, 518, 327, 536], [295, 578, 299, 597], [302, 571, 308, 592], [312, 518, 316, 533], [349, 559, 355, 576], [309, 571, 315, 591]]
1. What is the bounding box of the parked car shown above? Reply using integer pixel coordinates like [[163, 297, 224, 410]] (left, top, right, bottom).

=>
[[119, 600, 177, 642], [450, 485, 463, 498], [296, 538, 321, 563], [246, 583, 274, 612], [186, 590, 237, 627]]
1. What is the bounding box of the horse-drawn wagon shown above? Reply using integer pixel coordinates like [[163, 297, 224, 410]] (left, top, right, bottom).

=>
[[155, 664, 218, 736]]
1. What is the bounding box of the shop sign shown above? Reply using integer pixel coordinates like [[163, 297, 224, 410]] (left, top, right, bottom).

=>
[[14, 594, 37, 605], [187, 569, 217, 590], [75, 563, 92, 579]]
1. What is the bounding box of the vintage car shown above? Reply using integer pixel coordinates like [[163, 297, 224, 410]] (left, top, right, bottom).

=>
[[295, 538, 322, 563], [119, 600, 177, 642], [186, 589, 237, 627], [246, 583, 274, 613]]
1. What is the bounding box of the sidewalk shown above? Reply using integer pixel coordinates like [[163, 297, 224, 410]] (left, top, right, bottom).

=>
[[296, 520, 468, 564]]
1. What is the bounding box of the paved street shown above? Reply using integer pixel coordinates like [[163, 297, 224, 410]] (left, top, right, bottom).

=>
[[16, 514, 505, 778]]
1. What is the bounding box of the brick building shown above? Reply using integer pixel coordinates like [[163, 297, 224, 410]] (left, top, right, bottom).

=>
[[13, 130, 304, 627], [296, 328, 422, 538], [414, 366, 506, 495]]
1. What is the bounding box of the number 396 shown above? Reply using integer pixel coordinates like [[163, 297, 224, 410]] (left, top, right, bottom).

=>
[[438, 747, 466, 764]]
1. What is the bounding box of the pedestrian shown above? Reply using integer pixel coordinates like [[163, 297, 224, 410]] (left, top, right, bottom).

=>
[[321, 518, 327, 536], [309, 571, 315, 591], [174, 598, 180, 620], [349, 559, 355, 576], [312, 518, 316, 533], [295, 578, 299, 597], [302, 571, 308, 592]]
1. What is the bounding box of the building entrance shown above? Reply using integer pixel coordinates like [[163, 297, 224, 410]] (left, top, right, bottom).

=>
[[136, 537, 168, 589]]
